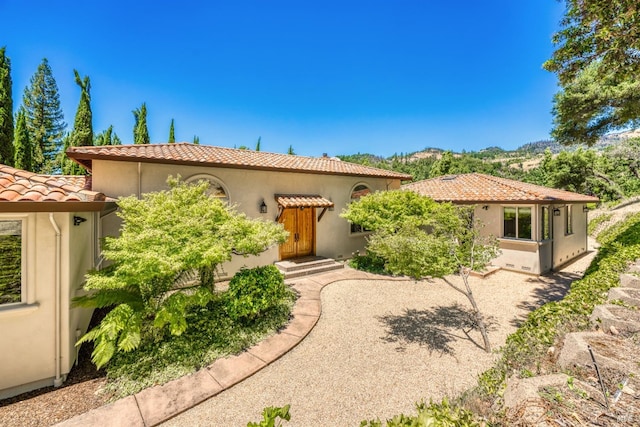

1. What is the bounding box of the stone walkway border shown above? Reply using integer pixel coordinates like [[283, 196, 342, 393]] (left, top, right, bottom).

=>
[[55, 268, 410, 427]]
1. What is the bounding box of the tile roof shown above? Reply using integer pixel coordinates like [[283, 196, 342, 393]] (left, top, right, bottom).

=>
[[66, 143, 412, 180], [403, 173, 600, 203], [0, 164, 105, 202], [275, 194, 334, 208]]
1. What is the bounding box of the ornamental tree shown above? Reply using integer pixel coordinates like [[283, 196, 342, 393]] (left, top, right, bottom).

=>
[[75, 177, 288, 368], [341, 190, 498, 352], [0, 47, 14, 166]]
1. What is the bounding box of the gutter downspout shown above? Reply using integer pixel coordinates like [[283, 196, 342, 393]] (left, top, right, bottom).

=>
[[137, 162, 142, 198], [49, 213, 63, 387]]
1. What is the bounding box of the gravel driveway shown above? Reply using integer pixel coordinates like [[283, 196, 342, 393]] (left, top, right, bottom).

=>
[[163, 253, 594, 427]]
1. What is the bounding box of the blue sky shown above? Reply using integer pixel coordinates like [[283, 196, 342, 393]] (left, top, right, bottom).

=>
[[2, 1, 565, 157]]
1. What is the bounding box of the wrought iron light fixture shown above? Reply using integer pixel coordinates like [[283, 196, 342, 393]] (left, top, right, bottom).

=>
[[553, 208, 561, 216], [583, 205, 589, 213], [73, 216, 87, 226], [259, 200, 268, 214]]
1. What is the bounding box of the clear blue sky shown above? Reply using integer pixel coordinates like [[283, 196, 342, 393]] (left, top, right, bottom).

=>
[[2, 1, 565, 157]]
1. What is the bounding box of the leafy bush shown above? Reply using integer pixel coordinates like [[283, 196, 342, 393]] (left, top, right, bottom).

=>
[[348, 252, 387, 274], [360, 399, 480, 427], [226, 265, 291, 323], [102, 288, 295, 398], [247, 404, 291, 427]]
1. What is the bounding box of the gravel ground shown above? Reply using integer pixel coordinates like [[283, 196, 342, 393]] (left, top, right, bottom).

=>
[[163, 252, 595, 427]]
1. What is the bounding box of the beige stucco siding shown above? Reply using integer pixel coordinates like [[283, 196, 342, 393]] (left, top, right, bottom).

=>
[[0, 212, 96, 399], [90, 160, 401, 277]]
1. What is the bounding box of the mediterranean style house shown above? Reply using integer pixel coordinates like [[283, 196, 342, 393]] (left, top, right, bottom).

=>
[[403, 173, 599, 275], [65, 143, 411, 278], [0, 165, 113, 399], [0, 145, 410, 399]]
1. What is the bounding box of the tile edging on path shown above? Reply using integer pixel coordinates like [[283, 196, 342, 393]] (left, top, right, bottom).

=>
[[55, 269, 410, 427]]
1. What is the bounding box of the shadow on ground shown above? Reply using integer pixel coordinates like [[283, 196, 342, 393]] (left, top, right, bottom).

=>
[[510, 270, 583, 328], [377, 303, 495, 356]]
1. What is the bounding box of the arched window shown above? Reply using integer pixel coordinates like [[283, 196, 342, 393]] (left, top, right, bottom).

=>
[[185, 174, 229, 203], [349, 183, 372, 234]]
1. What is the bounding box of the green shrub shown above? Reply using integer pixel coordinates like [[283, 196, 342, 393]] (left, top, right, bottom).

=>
[[348, 252, 387, 275], [247, 404, 291, 427], [227, 265, 291, 322], [360, 399, 480, 427]]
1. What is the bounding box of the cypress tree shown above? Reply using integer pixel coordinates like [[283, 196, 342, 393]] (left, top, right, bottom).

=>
[[132, 103, 150, 144], [95, 125, 121, 146], [255, 136, 261, 151], [193, 135, 200, 145], [0, 47, 14, 166], [63, 70, 92, 175], [22, 58, 66, 173], [13, 108, 32, 171], [168, 119, 175, 143]]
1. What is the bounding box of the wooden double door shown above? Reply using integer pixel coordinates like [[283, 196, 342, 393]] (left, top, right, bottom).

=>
[[278, 207, 315, 260]]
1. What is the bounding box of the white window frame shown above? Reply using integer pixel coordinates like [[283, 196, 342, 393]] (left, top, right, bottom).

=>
[[565, 205, 574, 235]]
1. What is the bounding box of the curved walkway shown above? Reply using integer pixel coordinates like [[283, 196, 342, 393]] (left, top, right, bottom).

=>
[[56, 269, 399, 427], [57, 253, 595, 426]]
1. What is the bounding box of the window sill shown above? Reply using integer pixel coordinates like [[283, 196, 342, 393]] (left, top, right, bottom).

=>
[[0, 302, 40, 319]]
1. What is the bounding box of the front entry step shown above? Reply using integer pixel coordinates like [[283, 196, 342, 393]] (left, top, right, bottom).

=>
[[275, 256, 344, 279]]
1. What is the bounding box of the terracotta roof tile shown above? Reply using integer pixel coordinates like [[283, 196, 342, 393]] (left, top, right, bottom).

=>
[[275, 194, 334, 208], [0, 164, 106, 203], [66, 143, 412, 180], [403, 173, 600, 203]]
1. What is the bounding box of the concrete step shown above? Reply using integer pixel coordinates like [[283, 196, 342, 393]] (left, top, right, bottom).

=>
[[275, 256, 338, 273], [280, 262, 344, 279]]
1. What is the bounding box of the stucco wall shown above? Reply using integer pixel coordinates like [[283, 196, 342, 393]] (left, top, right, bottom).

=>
[[552, 203, 589, 268], [90, 160, 402, 278], [0, 211, 96, 399]]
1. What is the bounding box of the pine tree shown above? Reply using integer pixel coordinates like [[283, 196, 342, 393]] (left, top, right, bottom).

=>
[[132, 103, 150, 144], [95, 125, 121, 146], [168, 119, 175, 143], [0, 47, 14, 166], [13, 108, 32, 171], [63, 70, 93, 175], [22, 58, 66, 173]]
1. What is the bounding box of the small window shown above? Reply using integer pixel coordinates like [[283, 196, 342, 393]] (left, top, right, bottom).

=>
[[541, 206, 551, 240], [186, 174, 229, 203], [503, 206, 532, 240], [0, 220, 23, 305], [349, 183, 372, 234], [565, 205, 573, 235]]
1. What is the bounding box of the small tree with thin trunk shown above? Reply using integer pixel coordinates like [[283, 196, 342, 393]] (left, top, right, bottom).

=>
[[342, 190, 498, 352], [168, 119, 175, 143]]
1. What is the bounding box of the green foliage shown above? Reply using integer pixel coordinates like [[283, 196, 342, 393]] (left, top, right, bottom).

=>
[[102, 290, 294, 398], [193, 135, 200, 144], [63, 70, 92, 175], [255, 136, 261, 151], [247, 404, 291, 427], [587, 213, 612, 237], [348, 252, 387, 275], [75, 178, 287, 368], [168, 118, 175, 143], [226, 266, 290, 323], [133, 102, 150, 144], [287, 145, 295, 155], [360, 399, 480, 427], [544, 0, 640, 85], [13, 108, 32, 171], [94, 125, 121, 146], [21, 58, 66, 173], [550, 63, 640, 146], [0, 46, 14, 166], [477, 211, 640, 402]]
